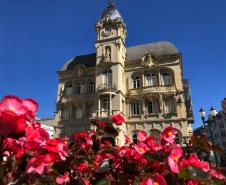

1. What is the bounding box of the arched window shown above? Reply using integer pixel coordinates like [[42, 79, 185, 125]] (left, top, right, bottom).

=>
[[132, 75, 141, 89], [132, 130, 138, 144], [149, 129, 161, 144], [165, 97, 176, 113], [103, 69, 112, 87], [145, 73, 157, 86], [161, 72, 173, 86], [65, 82, 73, 96]]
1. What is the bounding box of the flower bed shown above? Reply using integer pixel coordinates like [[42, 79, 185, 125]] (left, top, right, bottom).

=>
[[0, 95, 225, 185]]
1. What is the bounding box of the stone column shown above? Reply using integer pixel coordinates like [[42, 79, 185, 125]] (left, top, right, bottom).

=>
[[109, 94, 112, 116], [157, 70, 161, 86]]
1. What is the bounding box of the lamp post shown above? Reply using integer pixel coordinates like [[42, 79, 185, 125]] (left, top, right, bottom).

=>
[[199, 106, 219, 165]]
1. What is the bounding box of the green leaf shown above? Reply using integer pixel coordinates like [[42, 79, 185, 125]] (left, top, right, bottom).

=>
[[95, 178, 111, 185], [213, 178, 225, 185], [179, 167, 190, 179], [189, 166, 210, 180]]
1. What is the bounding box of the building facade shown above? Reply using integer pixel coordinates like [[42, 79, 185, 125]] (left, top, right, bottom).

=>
[[55, 2, 194, 145]]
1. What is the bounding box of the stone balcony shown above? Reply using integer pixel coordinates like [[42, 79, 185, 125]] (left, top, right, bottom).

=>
[[128, 85, 176, 96], [97, 83, 117, 95]]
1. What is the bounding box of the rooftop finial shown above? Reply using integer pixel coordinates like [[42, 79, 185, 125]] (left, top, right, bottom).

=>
[[108, 0, 114, 6]]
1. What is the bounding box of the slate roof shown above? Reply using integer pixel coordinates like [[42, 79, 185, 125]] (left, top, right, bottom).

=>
[[60, 41, 179, 71]]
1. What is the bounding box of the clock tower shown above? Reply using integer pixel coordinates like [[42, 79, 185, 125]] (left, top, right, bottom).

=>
[[95, 1, 127, 122]]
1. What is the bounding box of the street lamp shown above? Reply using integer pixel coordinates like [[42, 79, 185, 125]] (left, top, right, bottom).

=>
[[199, 106, 219, 165]]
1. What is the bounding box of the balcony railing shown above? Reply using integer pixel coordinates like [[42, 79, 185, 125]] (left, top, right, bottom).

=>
[[128, 85, 176, 96], [97, 83, 116, 93]]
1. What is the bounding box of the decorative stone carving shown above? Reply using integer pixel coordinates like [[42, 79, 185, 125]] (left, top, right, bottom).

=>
[[104, 46, 111, 60], [141, 54, 157, 68]]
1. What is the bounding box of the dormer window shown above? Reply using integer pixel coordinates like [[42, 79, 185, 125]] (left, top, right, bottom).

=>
[[132, 76, 141, 89]]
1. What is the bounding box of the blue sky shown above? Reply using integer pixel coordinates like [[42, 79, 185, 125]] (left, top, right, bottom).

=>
[[0, 0, 225, 129]]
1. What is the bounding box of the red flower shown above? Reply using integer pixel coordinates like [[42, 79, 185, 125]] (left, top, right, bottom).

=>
[[161, 126, 177, 144], [167, 145, 183, 173], [3, 138, 25, 159], [140, 174, 167, 185], [41, 138, 68, 160], [74, 163, 89, 173], [137, 130, 147, 142], [56, 172, 70, 185], [180, 153, 210, 172], [146, 136, 162, 152], [99, 121, 107, 128], [26, 154, 56, 175], [210, 169, 225, 180], [134, 142, 149, 155], [110, 112, 124, 125]]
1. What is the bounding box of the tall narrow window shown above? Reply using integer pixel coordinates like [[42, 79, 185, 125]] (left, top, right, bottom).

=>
[[165, 98, 176, 113], [103, 69, 112, 87], [87, 82, 95, 93], [132, 76, 140, 89], [101, 98, 110, 111], [146, 73, 157, 86], [76, 107, 83, 119], [162, 72, 173, 86], [131, 102, 141, 115], [65, 83, 73, 96], [77, 82, 85, 94], [147, 100, 159, 114], [61, 108, 69, 120], [132, 131, 138, 144]]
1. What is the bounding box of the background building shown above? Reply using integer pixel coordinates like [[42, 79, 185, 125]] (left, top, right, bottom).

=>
[[54, 2, 194, 145]]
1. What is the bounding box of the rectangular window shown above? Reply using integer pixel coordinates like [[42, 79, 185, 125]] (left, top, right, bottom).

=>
[[162, 72, 172, 86], [101, 98, 110, 111], [147, 100, 159, 114], [146, 73, 157, 86], [61, 108, 69, 120], [221, 130, 226, 137], [131, 102, 140, 115], [87, 83, 95, 93], [77, 82, 85, 94], [165, 98, 176, 113], [223, 142, 226, 147], [132, 76, 140, 89]]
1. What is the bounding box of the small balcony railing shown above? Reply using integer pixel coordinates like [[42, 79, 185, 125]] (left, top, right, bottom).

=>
[[97, 83, 116, 93]]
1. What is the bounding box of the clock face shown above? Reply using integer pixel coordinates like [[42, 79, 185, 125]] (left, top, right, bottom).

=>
[[105, 26, 112, 34]]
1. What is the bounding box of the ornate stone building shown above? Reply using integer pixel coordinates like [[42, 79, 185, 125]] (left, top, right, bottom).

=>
[[55, 2, 194, 145]]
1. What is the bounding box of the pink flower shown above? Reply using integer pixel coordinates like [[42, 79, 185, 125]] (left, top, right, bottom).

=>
[[187, 180, 199, 185], [134, 142, 148, 155], [140, 178, 153, 185], [140, 174, 167, 185], [26, 154, 56, 175], [137, 130, 147, 142], [56, 172, 70, 184], [167, 145, 183, 173], [161, 126, 177, 144], [22, 98, 38, 119], [110, 112, 124, 125]]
